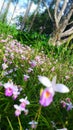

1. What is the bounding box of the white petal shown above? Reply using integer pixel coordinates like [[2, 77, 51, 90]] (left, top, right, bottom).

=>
[[14, 104, 20, 110], [52, 76, 56, 90], [54, 84, 69, 93], [38, 76, 52, 88], [19, 98, 25, 102]]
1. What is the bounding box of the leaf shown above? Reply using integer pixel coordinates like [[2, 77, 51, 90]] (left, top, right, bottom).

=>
[[6, 116, 14, 130]]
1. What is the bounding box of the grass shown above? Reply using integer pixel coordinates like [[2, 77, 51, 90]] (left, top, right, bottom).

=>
[[0, 23, 73, 130]]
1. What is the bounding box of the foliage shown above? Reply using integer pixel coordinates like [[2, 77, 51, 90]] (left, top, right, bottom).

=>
[[0, 21, 18, 38], [0, 23, 73, 130]]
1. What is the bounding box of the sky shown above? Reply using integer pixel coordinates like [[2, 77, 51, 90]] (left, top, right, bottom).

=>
[[0, 0, 37, 24]]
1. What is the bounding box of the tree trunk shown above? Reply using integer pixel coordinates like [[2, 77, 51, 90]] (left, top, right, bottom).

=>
[[8, 0, 19, 25], [20, 0, 33, 31], [0, 0, 6, 16], [28, 0, 42, 32], [2, 0, 12, 23]]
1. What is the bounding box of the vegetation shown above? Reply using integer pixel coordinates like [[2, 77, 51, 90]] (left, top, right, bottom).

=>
[[0, 21, 73, 130], [0, 0, 73, 130]]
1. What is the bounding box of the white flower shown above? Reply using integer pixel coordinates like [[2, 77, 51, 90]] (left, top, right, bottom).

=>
[[2, 63, 8, 70], [29, 120, 38, 129], [38, 76, 69, 95]]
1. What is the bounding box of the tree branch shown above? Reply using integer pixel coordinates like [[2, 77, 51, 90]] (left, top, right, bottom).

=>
[[28, 0, 42, 32], [54, 0, 60, 28], [43, 1, 53, 22], [67, 21, 73, 26], [61, 27, 73, 37], [60, 7, 73, 33], [58, 0, 68, 23], [62, 34, 73, 43], [20, 1, 33, 31]]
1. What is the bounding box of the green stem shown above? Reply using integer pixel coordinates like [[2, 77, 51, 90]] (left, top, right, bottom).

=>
[[18, 116, 23, 130], [35, 106, 42, 122], [6, 116, 14, 130]]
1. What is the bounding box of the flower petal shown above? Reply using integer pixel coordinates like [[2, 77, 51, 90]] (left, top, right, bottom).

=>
[[38, 76, 52, 88], [52, 76, 56, 90], [39, 88, 53, 107], [55, 84, 69, 93]]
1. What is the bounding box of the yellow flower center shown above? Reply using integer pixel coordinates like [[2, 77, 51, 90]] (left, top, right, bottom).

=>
[[45, 91, 50, 98]]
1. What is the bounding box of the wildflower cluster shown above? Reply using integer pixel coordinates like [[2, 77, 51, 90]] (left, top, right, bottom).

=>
[[3, 80, 22, 99], [0, 34, 72, 130], [1, 37, 50, 81], [60, 98, 73, 111], [14, 97, 30, 116]]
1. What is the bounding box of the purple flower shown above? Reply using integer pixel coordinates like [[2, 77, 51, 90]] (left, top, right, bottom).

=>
[[19, 97, 30, 110], [27, 68, 33, 73], [29, 120, 38, 129], [39, 88, 53, 107], [66, 102, 73, 111], [60, 100, 66, 108], [60, 98, 73, 111], [24, 75, 30, 81], [4, 82, 14, 97], [38, 76, 69, 107], [12, 91, 20, 100], [5, 87, 13, 97], [14, 105, 21, 116], [29, 60, 37, 68], [3, 81, 20, 98]]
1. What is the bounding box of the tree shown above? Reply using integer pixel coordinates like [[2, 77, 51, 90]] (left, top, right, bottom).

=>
[[27, 0, 42, 32], [1, 0, 12, 23], [44, 0, 73, 45], [0, 0, 6, 16], [20, 0, 42, 31], [8, 0, 19, 25], [20, 0, 33, 31]]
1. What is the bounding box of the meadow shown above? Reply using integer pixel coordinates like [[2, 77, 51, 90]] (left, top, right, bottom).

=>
[[0, 22, 73, 130]]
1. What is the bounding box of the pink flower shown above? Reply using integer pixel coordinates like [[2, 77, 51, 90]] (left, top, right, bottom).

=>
[[29, 120, 38, 129], [3, 81, 20, 98], [38, 76, 69, 107], [5, 87, 13, 97], [14, 105, 21, 116], [65, 76, 70, 80], [19, 97, 30, 110], [51, 67, 55, 72], [3, 56, 7, 62], [65, 98, 70, 103], [2, 63, 8, 70], [12, 91, 20, 100], [24, 75, 30, 81], [39, 88, 53, 107], [27, 68, 33, 73], [24, 109, 29, 115], [60, 100, 66, 108], [4, 81, 14, 97], [1, 39, 7, 43], [29, 60, 37, 68]]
